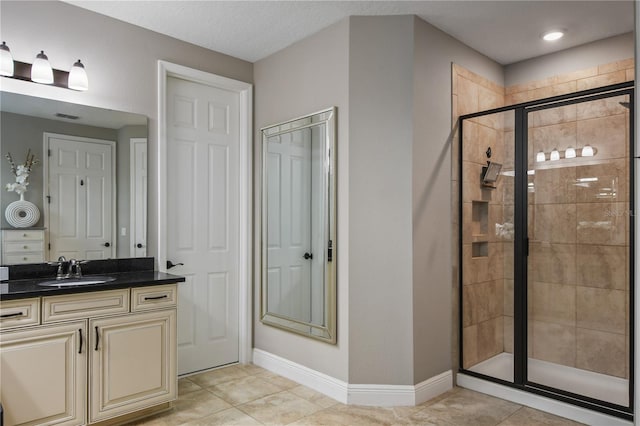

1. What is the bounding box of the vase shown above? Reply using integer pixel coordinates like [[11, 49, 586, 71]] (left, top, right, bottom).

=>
[[5, 193, 40, 228]]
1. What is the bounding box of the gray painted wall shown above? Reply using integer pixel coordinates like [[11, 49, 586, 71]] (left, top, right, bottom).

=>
[[348, 15, 415, 385], [253, 19, 350, 382], [0, 0, 253, 263], [0, 111, 117, 229], [505, 32, 634, 87], [411, 17, 504, 383]]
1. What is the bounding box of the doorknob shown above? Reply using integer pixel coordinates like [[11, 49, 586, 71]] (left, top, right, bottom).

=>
[[167, 260, 184, 269], [103, 242, 110, 247], [136, 243, 144, 248], [303, 252, 313, 260]]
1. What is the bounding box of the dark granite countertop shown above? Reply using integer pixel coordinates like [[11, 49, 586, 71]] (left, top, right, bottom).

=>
[[0, 258, 185, 300]]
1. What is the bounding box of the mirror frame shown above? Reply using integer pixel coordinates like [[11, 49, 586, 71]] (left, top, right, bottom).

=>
[[260, 107, 337, 343]]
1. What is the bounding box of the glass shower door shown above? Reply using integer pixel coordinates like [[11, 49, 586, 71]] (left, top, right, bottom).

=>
[[526, 93, 631, 407]]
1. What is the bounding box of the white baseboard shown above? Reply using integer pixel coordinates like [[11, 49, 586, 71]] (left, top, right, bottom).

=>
[[252, 348, 349, 403], [252, 349, 452, 407], [457, 373, 632, 426]]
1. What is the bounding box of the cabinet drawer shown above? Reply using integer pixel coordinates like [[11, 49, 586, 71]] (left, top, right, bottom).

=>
[[131, 284, 178, 312], [0, 298, 40, 330], [4, 241, 44, 253], [4, 253, 44, 264], [2, 230, 44, 241], [43, 289, 130, 323]]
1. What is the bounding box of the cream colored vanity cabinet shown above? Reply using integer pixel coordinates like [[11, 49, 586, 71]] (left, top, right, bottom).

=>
[[0, 321, 87, 426], [1, 229, 45, 265], [0, 283, 178, 426], [89, 308, 176, 422]]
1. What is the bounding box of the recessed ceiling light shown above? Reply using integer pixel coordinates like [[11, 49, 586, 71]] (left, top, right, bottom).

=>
[[542, 30, 564, 41]]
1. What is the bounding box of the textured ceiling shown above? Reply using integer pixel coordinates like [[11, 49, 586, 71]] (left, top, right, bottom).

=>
[[64, 1, 634, 65]]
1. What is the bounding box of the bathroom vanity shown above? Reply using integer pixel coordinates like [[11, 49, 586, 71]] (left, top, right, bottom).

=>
[[0, 258, 185, 426]]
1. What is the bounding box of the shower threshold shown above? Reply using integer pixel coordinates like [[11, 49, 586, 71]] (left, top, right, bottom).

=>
[[468, 352, 628, 407]]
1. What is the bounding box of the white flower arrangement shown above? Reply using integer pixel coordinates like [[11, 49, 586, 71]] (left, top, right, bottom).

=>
[[5, 150, 39, 196]]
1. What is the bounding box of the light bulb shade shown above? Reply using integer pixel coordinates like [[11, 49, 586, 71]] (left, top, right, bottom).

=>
[[536, 151, 546, 162], [582, 145, 594, 157], [550, 149, 560, 161], [565, 147, 576, 158], [68, 59, 88, 91], [31, 50, 53, 84], [0, 41, 14, 77]]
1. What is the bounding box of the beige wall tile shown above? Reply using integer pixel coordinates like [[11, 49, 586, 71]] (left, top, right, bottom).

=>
[[576, 96, 629, 121], [598, 58, 634, 74], [575, 159, 627, 203], [463, 280, 504, 326], [577, 71, 626, 91], [559, 66, 599, 84], [503, 279, 514, 317], [533, 204, 577, 244], [531, 281, 576, 326], [503, 315, 513, 354], [530, 104, 577, 128], [478, 317, 504, 361], [530, 243, 576, 285], [576, 202, 627, 245], [531, 122, 577, 156], [457, 76, 479, 116], [576, 328, 626, 378], [577, 114, 627, 161], [576, 286, 626, 334], [625, 68, 634, 82], [531, 321, 576, 367], [463, 325, 479, 369], [532, 81, 577, 100], [577, 244, 627, 290], [532, 167, 577, 205]]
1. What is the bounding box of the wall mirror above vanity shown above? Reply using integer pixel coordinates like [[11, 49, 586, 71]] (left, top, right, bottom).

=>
[[261, 107, 337, 343], [0, 91, 148, 264]]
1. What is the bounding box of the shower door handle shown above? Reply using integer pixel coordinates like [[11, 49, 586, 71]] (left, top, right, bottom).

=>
[[525, 237, 530, 257]]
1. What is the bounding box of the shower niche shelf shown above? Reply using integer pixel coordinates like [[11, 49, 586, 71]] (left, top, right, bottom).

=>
[[471, 201, 489, 258]]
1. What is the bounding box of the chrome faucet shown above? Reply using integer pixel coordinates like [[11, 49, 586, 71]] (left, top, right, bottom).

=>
[[52, 256, 84, 279], [68, 259, 82, 278], [55, 256, 68, 279]]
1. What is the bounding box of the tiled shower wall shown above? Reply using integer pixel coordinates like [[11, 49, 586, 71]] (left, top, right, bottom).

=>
[[453, 59, 633, 377]]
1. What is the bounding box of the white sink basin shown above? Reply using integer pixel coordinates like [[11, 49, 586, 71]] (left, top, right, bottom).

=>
[[38, 276, 116, 287]]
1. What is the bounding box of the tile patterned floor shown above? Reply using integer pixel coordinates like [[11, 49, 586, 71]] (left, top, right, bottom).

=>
[[131, 364, 584, 426]]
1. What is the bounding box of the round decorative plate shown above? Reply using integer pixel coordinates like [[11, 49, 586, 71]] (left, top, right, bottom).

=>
[[5, 199, 40, 228]]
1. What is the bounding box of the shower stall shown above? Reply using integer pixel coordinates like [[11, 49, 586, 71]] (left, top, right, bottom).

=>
[[458, 81, 634, 420]]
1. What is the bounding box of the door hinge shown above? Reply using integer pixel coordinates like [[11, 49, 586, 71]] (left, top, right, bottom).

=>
[[48, 149, 51, 157], [46, 195, 51, 204], [328, 240, 333, 262], [48, 243, 51, 250]]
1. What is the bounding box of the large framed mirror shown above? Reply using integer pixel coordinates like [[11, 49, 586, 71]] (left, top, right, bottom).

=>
[[0, 91, 148, 264], [261, 107, 337, 343]]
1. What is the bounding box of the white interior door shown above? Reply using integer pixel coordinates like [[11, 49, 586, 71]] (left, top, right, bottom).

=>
[[46, 133, 115, 260], [167, 76, 240, 374], [266, 128, 313, 322], [130, 138, 147, 257]]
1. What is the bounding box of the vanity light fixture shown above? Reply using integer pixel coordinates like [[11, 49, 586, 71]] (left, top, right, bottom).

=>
[[565, 146, 576, 158], [68, 60, 88, 91], [0, 42, 14, 76], [536, 145, 597, 162], [581, 145, 594, 157], [31, 50, 54, 84], [0, 43, 89, 91], [542, 30, 564, 41]]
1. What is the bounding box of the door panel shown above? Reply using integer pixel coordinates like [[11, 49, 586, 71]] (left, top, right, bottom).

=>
[[167, 77, 240, 374], [526, 94, 631, 407], [47, 134, 114, 260]]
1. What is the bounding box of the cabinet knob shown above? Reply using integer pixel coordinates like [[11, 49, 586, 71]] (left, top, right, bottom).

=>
[[23, 257, 27, 261], [23, 233, 27, 237], [23, 245, 28, 249]]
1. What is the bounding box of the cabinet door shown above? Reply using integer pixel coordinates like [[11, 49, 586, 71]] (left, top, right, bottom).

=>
[[89, 309, 176, 423], [0, 321, 87, 426]]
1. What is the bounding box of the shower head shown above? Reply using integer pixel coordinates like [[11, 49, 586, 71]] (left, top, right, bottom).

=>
[[619, 101, 630, 109]]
